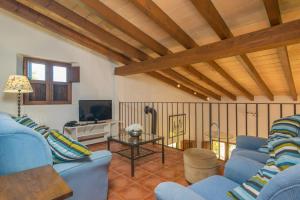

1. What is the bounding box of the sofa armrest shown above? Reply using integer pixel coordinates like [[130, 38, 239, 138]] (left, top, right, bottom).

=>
[[236, 136, 267, 150], [54, 150, 112, 200], [225, 155, 264, 184], [155, 182, 205, 200]]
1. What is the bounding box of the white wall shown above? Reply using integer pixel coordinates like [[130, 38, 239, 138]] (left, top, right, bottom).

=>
[[0, 12, 116, 131]]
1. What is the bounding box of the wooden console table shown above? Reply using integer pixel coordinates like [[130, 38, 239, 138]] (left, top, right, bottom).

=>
[[0, 165, 72, 200]]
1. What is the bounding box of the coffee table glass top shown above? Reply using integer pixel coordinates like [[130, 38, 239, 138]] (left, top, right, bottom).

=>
[[108, 131, 163, 146]]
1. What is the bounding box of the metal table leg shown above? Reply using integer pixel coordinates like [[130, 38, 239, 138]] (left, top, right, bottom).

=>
[[107, 137, 111, 150], [131, 145, 135, 177], [162, 137, 165, 164]]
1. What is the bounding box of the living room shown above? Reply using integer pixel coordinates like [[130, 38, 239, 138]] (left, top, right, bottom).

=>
[[1, 0, 300, 200]]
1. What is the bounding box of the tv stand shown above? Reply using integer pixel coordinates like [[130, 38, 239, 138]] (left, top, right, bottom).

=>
[[63, 120, 119, 145]]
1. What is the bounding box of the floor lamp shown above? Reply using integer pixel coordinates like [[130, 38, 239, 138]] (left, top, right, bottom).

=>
[[4, 75, 33, 117]]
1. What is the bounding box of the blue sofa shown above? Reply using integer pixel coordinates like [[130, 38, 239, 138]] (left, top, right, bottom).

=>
[[0, 113, 112, 200], [155, 136, 300, 200], [231, 135, 269, 163]]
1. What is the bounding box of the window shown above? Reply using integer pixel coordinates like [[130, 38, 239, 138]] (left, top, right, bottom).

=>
[[23, 57, 79, 105]]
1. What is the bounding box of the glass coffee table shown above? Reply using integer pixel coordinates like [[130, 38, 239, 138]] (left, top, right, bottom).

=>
[[107, 132, 165, 177]]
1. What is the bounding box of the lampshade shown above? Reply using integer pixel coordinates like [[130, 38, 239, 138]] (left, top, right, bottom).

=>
[[4, 75, 33, 93]]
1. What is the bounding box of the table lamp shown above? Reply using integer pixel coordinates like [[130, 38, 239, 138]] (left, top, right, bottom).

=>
[[4, 75, 33, 117]]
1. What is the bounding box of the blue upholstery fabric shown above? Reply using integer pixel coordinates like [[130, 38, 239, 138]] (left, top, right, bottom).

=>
[[155, 182, 205, 200], [0, 113, 112, 200], [0, 114, 52, 175], [236, 136, 267, 150], [224, 155, 264, 184], [54, 151, 112, 200], [231, 148, 269, 164], [189, 175, 239, 200], [257, 164, 300, 200], [232, 136, 269, 163]]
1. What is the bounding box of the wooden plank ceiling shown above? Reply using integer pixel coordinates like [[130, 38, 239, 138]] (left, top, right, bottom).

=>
[[1, 0, 300, 101]]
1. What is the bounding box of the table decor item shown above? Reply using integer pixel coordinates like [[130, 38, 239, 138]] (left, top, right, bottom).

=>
[[125, 123, 143, 137]]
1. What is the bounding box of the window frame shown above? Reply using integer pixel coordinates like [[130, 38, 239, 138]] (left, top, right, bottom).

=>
[[23, 57, 72, 105]]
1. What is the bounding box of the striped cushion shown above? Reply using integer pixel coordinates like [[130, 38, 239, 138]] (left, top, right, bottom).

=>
[[13, 115, 49, 137], [258, 115, 300, 154], [228, 135, 300, 200], [47, 129, 91, 164]]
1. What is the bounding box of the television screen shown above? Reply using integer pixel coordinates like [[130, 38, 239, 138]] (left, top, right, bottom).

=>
[[79, 100, 112, 122]]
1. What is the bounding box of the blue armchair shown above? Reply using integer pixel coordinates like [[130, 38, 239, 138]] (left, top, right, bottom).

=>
[[231, 135, 269, 163], [0, 113, 112, 200], [155, 155, 300, 200]]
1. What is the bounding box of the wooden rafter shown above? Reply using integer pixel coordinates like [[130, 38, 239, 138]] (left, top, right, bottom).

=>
[[191, 0, 274, 100], [263, 0, 297, 100], [131, 0, 197, 49], [183, 66, 236, 100], [29, 0, 216, 100], [81, 0, 234, 100], [0, 0, 206, 100], [25, 0, 147, 61], [130, 0, 252, 100], [18, 0, 216, 100], [0, 0, 131, 64], [81, 0, 235, 100], [115, 19, 300, 78]]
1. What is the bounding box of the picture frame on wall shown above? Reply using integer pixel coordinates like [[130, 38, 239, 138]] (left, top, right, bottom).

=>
[[168, 114, 186, 138]]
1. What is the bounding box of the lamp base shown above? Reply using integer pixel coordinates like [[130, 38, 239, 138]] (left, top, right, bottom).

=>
[[17, 91, 21, 117]]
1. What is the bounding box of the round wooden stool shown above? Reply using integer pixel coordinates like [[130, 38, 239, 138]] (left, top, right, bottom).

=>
[[183, 148, 219, 183]]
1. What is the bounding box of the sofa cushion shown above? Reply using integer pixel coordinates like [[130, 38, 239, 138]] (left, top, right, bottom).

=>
[[47, 129, 91, 164], [228, 136, 300, 200], [13, 115, 49, 136], [231, 148, 269, 164], [189, 175, 239, 200]]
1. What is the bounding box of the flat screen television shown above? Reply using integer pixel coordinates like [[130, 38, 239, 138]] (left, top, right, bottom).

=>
[[79, 100, 112, 122]]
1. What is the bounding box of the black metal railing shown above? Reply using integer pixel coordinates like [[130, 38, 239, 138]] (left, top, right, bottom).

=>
[[119, 102, 300, 160]]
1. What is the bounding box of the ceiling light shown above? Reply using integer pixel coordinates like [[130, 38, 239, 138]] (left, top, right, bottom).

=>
[[206, 97, 210, 101], [177, 84, 181, 88], [194, 92, 197, 95]]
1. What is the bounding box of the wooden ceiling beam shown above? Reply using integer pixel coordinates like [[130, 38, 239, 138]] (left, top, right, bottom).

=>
[[115, 19, 300, 75], [263, 0, 297, 100], [80, 0, 170, 56], [130, 0, 251, 100], [0, 0, 205, 100], [131, 0, 197, 49], [207, 61, 254, 100], [147, 72, 208, 100], [26, 0, 148, 61], [162, 69, 221, 100], [78, 0, 220, 100], [183, 66, 237, 100], [0, 0, 131, 64], [191, 0, 274, 100]]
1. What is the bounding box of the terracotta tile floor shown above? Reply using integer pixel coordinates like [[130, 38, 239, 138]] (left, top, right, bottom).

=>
[[88, 142, 223, 200]]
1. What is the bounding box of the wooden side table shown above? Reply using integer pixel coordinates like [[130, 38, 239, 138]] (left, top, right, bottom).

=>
[[0, 165, 73, 200]]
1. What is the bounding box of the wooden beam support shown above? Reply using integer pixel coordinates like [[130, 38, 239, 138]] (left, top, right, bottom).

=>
[[80, 0, 220, 100], [147, 72, 208, 100], [191, 0, 274, 100], [162, 69, 221, 100], [263, 0, 282, 26], [0, 0, 206, 100], [27, 0, 148, 61], [115, 19, 300, 78], [207, 61, 254, 100], [131, 0, 252, 100], [0, 0, 131, 64], [263, 0, 297, 100], [131, 0, 197, 49], [184, 66, 236, 100], [80, 0, 170, 56]]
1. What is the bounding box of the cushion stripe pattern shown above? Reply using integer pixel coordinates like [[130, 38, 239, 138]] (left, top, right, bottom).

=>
[[228, 115, 300, 200], [47, 129, 91, 164], [13, 115, 49, 137]]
